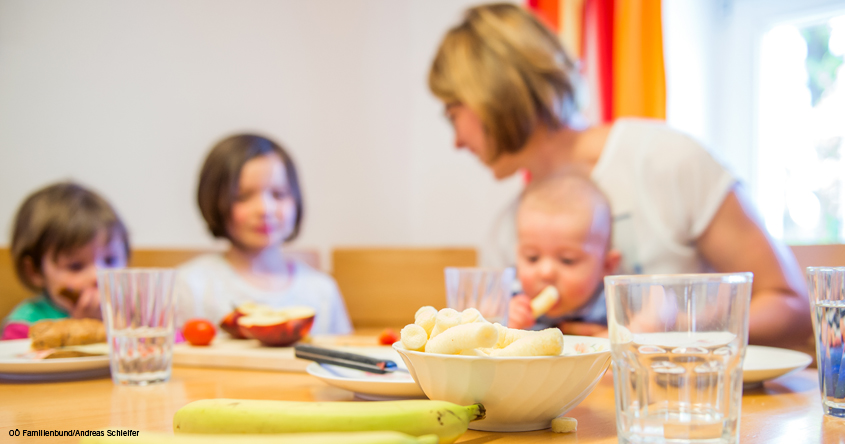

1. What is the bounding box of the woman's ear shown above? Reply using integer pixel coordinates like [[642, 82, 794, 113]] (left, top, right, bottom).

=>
[[22, 256, 45, 288], [603, 249, 622, 275]]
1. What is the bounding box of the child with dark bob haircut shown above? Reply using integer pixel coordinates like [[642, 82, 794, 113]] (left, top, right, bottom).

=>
[[174, 134, 352, 335], [2, 182, 130, 340]]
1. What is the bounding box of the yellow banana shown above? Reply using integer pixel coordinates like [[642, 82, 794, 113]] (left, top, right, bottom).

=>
[[173, 399, 485, 444], [81, 431, 438, 444]]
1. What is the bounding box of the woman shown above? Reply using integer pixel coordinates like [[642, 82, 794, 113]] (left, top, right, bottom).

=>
[[428, 3, 810, 346]]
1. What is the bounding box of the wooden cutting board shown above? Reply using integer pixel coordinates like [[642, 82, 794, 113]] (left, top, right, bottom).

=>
[[172, 338, 308, 372], [172, 333, 383, 372]]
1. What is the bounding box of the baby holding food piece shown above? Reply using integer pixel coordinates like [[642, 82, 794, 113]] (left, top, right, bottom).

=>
[[2, 182, 130, 340], [508, 173, 620, 336]]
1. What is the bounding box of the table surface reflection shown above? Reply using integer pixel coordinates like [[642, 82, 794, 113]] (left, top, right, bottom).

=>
[[1, 360, 844, 443]]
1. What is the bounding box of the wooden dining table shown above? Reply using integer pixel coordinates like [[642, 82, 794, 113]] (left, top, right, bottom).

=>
[[2, 338, 844, 444]]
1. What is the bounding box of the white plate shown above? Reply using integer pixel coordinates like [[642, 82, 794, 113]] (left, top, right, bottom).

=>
[[743, 345, 813, 386], [0, 339, 110, 379], [306, 346, 426, 400]]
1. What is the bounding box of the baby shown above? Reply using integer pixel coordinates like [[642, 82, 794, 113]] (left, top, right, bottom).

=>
[[508, 173, 620, 335]]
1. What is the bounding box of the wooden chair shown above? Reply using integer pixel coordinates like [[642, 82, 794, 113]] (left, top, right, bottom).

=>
[[0, 249, 30, 323], [0, 247, 320, 320], [331, 247, 477, 330], [789, 244, 845, 272]]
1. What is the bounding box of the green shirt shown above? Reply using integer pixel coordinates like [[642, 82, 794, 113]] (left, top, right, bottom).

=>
[[5, 293, 69, 325]]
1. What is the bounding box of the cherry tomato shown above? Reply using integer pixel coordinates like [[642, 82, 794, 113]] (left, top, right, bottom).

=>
[[183, 319, 216, 346], [378, 328, 400, 345]]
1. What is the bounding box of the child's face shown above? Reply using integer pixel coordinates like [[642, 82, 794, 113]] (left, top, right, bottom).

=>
[[36, 229, 127, 312], [228, 153, 297, 251], [516, 206, 617, 318]]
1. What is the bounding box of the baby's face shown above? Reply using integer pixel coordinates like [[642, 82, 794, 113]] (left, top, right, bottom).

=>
[[516, 206, 611, 318]]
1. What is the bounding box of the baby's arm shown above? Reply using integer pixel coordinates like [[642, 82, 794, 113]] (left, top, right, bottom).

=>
[[508, 294, 535, 330], [556, 320, 608, 337]]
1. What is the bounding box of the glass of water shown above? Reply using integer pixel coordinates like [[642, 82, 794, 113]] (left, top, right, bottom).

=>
[[605, 273, 752, 444], [807, 267, 845, 418], [98, 268, 176, 386], [444, 267, 515, 326]]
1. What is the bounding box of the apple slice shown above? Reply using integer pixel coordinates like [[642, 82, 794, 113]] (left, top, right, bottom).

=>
[[219, 302, 274, 339], [237, 306, 316, 347], [220, 310, 247, 339]]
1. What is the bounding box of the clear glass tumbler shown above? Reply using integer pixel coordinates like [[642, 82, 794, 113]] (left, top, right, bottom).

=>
[[98, 268, 176, 386], [605, 273, 752, 444], [807, 267, 845, 418], [444, 267, 515, 326]]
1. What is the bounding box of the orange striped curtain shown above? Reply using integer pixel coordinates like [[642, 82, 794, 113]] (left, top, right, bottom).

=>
[[527, 0, 666, 123]]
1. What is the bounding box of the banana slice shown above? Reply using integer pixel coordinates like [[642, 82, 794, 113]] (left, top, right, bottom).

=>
[[530, 286, 560, 318], [551, 416, 577, 433]]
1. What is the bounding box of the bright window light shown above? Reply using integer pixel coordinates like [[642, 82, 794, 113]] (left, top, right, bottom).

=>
[[757, 14, 845, 244]]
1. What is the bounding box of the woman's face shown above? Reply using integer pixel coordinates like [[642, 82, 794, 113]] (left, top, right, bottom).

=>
[[227, 153, 297, 252], [445, 103, 522, 179], [446, 103, 489, 160]]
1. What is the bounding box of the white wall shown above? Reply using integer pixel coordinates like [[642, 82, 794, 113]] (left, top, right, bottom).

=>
[[0, 0, 523, 270], [663, 0, 720, 152]]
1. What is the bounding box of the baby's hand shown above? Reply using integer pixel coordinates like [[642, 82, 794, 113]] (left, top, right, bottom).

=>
[[558, 321, 608, 338], [71, 287, 103, 320], [508, 294, 535, 330]]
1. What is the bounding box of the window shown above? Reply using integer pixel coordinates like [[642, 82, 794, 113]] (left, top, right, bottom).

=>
[[757, 14, 845, 244]]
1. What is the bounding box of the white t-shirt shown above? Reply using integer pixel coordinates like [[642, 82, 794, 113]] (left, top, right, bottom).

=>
[[592, 119, 736, 275], [173, 254, 353, 335], [482, 118, 736, 276]]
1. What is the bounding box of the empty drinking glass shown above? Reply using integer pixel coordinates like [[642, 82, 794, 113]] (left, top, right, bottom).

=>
[[444, 267, 515, 326]]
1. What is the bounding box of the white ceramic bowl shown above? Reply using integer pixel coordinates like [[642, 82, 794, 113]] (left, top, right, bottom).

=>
[[393, 335, 611, 432]]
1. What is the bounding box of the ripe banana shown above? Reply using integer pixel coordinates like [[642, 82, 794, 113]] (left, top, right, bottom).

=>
[[173, 399, 485, 444], [81, 431, 438, 444]]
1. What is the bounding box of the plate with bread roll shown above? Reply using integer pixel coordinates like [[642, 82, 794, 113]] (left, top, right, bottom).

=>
[[0, 318, 109, 380]]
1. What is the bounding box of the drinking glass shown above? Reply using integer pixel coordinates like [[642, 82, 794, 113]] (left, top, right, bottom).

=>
[[98, 268, 176, 386], [807, 267, 845, 418], [605, 273, 753, 443], [444, 267, 515, 326]]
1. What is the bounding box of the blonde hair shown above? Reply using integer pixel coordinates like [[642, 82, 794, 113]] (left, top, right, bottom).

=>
[[429, 3, 578, 159]]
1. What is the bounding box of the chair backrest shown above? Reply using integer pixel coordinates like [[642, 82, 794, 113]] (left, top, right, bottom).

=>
[[331, 247, 477, 329], [0, 247, 320, 320], [789, 244, 845, 274], [0, 249, 29, 323]]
